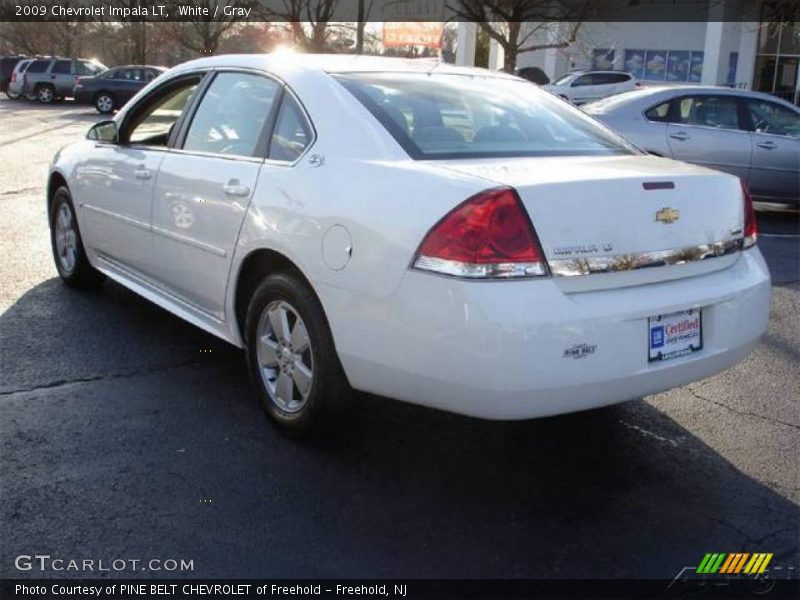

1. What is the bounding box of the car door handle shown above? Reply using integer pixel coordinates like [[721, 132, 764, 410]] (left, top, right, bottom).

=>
[[756, 141, 777, 150], [223, 180, 250, 196], [669, 132, 690, 141], [134, 167, 151, 180]]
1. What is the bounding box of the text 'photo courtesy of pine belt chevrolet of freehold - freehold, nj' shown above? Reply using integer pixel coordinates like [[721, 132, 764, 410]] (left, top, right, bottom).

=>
[[0, 1, 798, 600]]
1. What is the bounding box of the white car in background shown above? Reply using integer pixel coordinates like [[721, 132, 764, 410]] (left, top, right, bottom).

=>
[[47, 55, 770, 436], [544, 70, 638, 104]]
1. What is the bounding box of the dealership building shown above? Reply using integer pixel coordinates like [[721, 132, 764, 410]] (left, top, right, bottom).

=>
[[454, 1, 799, 105]]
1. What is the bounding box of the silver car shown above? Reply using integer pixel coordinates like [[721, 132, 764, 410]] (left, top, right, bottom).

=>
[[584, 86, 799, 203]]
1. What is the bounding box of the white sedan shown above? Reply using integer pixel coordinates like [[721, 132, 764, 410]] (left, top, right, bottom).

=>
[[47, 54, 771, 435]]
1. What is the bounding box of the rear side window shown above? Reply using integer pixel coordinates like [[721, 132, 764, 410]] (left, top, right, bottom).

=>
[[335, 72, 636, 160], [184, 72, 280, 158], [26, 60, 51, 74], [16, 60, 32, 73], [269, 95, 313, 162], [645, 101, 671, 122], [589, 73, 621, 85], [52, 60, 72, 75]]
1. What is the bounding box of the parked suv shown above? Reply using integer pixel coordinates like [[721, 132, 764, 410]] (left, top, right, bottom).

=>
[[5, 58, 32, 99], [1, 55, 28, 96], [543, 70, 638, 104], [23, 58, 107, 103]]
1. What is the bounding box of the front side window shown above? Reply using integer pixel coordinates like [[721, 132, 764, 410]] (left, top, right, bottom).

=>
[[676, 95, 741, 130], [78, 61, 106, 76], [183, 72, 280, 158], [745, 99, 800, 137], [571, 74, 594, 87], [268, 95, 313, 162], [125, 77, 201, 146], [335, 72, 636, 160], [52, 60, 72, 75]]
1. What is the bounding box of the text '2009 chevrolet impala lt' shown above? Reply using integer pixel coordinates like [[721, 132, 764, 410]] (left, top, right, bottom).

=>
[[47, 55, 771, 435]]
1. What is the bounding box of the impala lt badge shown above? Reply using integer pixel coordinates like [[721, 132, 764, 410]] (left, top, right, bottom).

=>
[[656, 207, 680, 224]]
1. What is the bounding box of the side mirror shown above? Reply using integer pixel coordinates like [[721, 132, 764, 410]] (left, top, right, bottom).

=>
[[87, 120, 118, 143]]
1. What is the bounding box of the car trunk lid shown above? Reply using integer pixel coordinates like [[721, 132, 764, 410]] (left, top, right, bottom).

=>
[[434, 155, 746, 291]]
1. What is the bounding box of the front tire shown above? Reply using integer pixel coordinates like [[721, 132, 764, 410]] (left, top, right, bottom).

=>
[[245, 272, 352, 436], [50, 186, 105, 289], [95, 92, 114, 114]]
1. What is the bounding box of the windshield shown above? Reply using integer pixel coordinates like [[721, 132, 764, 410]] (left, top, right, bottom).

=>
[[334, 72, 637, 160], [582, 88, 651, 113], [553, 73, 575, 86]]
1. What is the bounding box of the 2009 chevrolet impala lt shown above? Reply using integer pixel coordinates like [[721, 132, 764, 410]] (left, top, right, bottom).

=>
[[47, 55, 771, 434]]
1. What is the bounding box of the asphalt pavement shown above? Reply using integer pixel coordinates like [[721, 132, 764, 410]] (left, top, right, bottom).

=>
[[1, 100, 798, 580]]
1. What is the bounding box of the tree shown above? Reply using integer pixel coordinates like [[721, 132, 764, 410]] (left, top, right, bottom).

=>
[[162, 0, 261, 55], [448, 0, 605, 72], [262, 0, 340, 52], [355, 0, 375, 54]]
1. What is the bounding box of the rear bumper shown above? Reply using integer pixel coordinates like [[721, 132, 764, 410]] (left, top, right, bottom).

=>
[[73, 89, 92, 104], [326, 249, 771, 419]]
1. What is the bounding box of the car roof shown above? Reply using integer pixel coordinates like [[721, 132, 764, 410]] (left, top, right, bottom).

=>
[[170, 53, 519, 81], [111, 65, 166, 70], [586, 85, 800, 112]]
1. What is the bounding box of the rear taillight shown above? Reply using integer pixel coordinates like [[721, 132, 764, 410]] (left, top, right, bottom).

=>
[[11, 72, 16, 83], [741, 180, 757, 249], [412, 187, 548, 279]]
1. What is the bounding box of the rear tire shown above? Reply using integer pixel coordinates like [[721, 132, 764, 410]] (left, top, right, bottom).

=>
[[37, 84, 55, 104], [245, 272, 352, 437], [49, 186, 105, 289]]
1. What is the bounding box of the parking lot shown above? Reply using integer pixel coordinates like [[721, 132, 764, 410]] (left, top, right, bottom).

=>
[[0, 99, 798, 579]]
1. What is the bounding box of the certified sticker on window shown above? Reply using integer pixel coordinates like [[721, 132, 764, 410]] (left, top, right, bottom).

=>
[[648, 309, 702, 362]]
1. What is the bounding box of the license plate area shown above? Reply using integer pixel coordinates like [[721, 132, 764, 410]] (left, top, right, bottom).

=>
[[648, 309, 703, 362]]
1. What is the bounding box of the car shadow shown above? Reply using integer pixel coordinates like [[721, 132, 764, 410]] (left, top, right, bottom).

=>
[[0, 278, 797, 580]]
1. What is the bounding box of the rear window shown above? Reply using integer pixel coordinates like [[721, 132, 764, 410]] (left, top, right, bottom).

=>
[[26, 60, 51, 74], [334, 72, 636, 160]]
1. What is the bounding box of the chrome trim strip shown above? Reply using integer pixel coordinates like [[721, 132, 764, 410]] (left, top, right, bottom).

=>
[[80, 203, 150, 232], [549, 239, 743, 277], [151, 225, 228, 258]]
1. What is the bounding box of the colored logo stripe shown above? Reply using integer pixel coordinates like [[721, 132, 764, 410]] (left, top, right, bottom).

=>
[[744, 553, 773, 574], [720, 553, 750, 574], [697, 553, 773, 575], [697, 553, 726, 574]]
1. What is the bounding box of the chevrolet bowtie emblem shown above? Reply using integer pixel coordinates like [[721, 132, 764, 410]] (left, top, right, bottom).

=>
[[655, 207, 680, 224]]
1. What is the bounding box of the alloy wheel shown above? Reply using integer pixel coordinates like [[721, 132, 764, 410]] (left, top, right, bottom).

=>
[[38, 86, 53, 103], [255, 300, 314, 414], [53, 202, 77, 274], [96, 95, 113, 113]]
